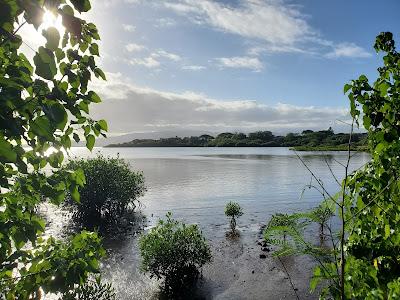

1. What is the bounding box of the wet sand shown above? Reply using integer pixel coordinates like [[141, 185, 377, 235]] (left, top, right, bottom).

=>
[[197, 236, 317, 300], [102, 221, 319, 300]]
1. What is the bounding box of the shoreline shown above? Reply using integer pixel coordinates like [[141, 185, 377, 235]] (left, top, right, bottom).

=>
[[103, 145, 368, 152], [290, 146, 369, 152], [101, 220, 319, 299]]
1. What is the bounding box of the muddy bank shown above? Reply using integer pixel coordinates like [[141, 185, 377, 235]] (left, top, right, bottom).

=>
[[102, 221, 318, 300]]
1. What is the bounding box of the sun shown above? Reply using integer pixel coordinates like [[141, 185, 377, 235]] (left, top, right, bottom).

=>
[[39, 9, 65, 34]]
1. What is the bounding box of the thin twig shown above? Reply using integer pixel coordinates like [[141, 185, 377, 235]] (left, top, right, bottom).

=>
[[332, 157, 346, 168], [327, 222, 340, 280], [323, 155, 341, 186], [339, 118, 354, 299], [294, 151, 340, 207]]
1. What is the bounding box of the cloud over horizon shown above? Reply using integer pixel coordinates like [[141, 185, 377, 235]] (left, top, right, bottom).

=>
[[91, 73, 351, 137]]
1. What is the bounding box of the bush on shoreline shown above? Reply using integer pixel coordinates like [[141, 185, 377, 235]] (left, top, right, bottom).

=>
[[65, 155, 146, 227], [224, 201, 243, 234], [139, 213, 212, 293]]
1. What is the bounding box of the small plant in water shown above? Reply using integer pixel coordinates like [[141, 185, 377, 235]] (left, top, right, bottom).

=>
[[139, 212, 212, 294], [224, 201, 243, 234], [265, 213, 299, 241], [308, 202, 334, 239]]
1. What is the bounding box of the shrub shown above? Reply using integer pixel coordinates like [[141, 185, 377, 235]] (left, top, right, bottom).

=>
[[224, 201, 243, 233], [65, 155, 146, 226], [139, 213, 212, 292]]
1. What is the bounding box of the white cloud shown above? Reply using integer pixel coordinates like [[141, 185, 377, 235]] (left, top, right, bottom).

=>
[[155, 17, 177, 28], [216, 56, 263, 71], [325, 43, 372, 59], [127, 49, 180, 69], [124, 0, 141, 4], [90, 72, 349, 135], [163, 0, 370, 59], [129, 57, 160, 68], [122, 24, 136, 32], [164, 2, 199, 13], [182, 65, 206, 71], [164, 0, 313, 49], [125, 43, 145, 52], [152, 49, 181, 61]]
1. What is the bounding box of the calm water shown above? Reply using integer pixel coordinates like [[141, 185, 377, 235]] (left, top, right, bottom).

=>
[[69, 147, 369, 234], [65, 147, 370, 299]]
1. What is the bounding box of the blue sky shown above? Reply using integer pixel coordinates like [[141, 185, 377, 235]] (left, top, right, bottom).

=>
[[28, 0, 400, 137]]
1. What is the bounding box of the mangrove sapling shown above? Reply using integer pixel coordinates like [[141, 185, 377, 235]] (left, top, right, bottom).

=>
[[139, 213, 212, 294], [224, 201, 243, 235], [308, 203, 335, 240], [263, 213, 311, 257]]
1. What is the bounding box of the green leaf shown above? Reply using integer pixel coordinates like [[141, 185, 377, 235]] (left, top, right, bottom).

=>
[[89, 43, 99, 56], [13, 230, 26, 250], [61, 11, 82, 38], [86, 134, 95, 150], [344, 83, 352, 94], [33, 47, 57, 80], [88, 91, 101, 103], [71, 184, 80, 203], [363, 115, 371, 129], [78, 101, 89, 114], [23, 3, 44, 29], [378, 82, 390, 96], [94, 68, 106, 80], [0, 134, 17, 163], [71, 0, 91, 12], [73, 168, 86, 187], [30, 116, 53, 140], [385, 224, 391, 239], [43, 27, 60, 51], [97, 119, 108, 131], [55, 48, 65, 62], [45, 102, 68, 130]]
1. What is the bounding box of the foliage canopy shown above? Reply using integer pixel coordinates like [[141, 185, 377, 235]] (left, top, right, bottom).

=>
[[0, 0, 109, 298], [263, 32, 400, 299]]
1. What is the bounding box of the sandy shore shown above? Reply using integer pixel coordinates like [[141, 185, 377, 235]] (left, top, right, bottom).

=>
[[187, 229, 318, 300], [102, 221, 319, 300]]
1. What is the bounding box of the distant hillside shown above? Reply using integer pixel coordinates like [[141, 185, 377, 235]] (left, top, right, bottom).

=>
[[105, 128, 368, 150], [84, 129, 216, 146]]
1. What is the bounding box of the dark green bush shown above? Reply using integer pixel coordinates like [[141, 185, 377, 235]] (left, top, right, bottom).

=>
[[65, 155, 146, 226], [139, 213, 212, 292]]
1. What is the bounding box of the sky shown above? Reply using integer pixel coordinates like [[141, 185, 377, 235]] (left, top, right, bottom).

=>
[[21, 0, 400, 138]]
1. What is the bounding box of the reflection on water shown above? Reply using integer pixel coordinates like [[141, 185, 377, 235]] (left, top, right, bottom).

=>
[[63, 147, 370, 299]]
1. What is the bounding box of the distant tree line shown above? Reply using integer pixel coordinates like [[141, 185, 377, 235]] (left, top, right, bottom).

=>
[[106, 128, 367, 150]]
